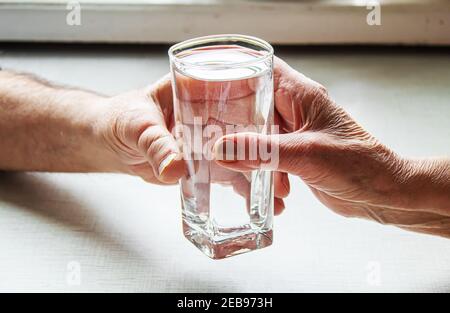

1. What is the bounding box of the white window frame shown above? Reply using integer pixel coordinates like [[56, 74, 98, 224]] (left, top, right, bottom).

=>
[[0, 0, 449, 45]]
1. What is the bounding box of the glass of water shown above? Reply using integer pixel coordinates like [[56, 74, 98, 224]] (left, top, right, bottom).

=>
[[169, 34, 274, 259]]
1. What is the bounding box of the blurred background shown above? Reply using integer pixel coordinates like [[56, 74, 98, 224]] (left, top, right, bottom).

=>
[[0, 0, 449, 45]]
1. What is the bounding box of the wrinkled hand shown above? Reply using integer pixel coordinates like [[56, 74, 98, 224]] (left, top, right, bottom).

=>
[[97, 76, 184, 185], [214, 57, 450, 237]]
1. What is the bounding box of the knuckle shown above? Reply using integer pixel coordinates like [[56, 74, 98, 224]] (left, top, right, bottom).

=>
[[124, 113, 152, 143], [310, 84, 329, 104], [110, 107, 153, 146], [137, 125, 171, 158]]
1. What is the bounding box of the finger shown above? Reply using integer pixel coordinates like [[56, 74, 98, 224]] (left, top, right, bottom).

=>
[[137, 124, 185, 184], [151, 74, 173, 106], [274, 197, 285, 216], [274, 171, 290, 198], [128, 162, 176, 186], [274, 56, 325, 97], [213, 131, 313, 175], [273, 57, 328, 132], [149, 74, 176, 128]]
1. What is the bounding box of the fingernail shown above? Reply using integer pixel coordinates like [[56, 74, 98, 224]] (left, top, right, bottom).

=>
[[214, 139, 237, 162], [158, 153, 178, 176]]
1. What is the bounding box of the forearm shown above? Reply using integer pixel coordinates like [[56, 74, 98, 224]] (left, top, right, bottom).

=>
[[402, 157, 450, 216], [0, 70, 117, 172]]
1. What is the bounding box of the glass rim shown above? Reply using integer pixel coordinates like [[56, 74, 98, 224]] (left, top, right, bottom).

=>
[[168, 34, 274, 70]]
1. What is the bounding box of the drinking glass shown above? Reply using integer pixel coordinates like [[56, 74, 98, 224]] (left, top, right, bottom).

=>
[[169, 34, 274, 259]]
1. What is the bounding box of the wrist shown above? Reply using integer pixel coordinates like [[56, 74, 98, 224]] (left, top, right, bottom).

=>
[[399, 157, 450, 214], [0, 71, 126, 173], [80, 96, 127, 173]]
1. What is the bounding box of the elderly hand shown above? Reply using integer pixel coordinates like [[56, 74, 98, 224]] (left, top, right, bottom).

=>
[[97, 76, 185, 185], [214, 57, 450, 238]]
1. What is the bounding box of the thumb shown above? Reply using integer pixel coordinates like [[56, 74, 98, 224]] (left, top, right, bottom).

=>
[[213, 132, 307, 174], [137, 124, 185, 184]]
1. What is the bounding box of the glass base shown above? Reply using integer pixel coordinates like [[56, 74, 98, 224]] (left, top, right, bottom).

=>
[[182, 221, 273, 259]]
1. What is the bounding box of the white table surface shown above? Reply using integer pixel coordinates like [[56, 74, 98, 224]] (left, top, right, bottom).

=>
[[0, 45, 449, 293]]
